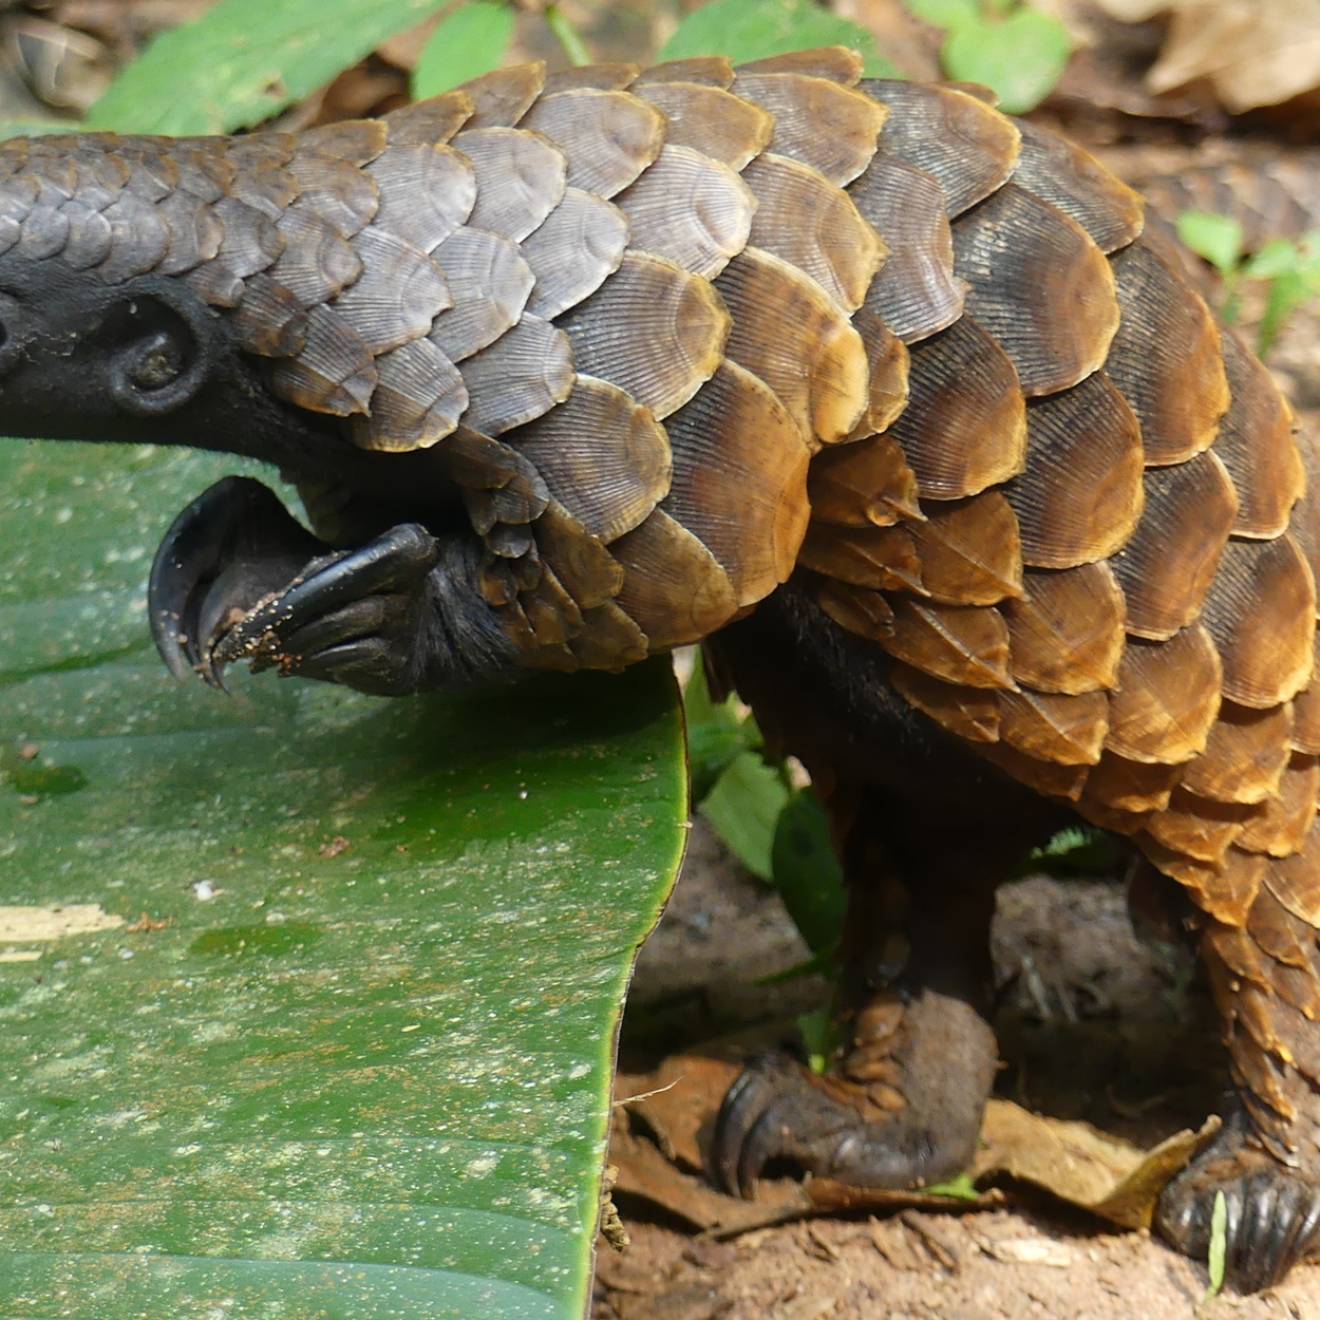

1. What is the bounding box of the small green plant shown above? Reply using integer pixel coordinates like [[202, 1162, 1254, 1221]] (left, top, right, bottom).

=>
[[1196, 1187, 1228, 1311], [1178, 210, 1320, 356], [904, 0, 1072, 113]]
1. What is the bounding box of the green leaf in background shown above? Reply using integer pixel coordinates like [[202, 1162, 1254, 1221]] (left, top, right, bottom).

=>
[[903, 0, 980, 27], [661, 0, 901, 77], [0, 443, 687, 1318], [1176, 211, 1245, 278], [413, 1, 517, 99], [683, 661, 762, 802], [1241, 236, 1306, 281], [770, 790, 846, 957], [700, 751, 790, 882], [87, 0, 456, 134], [941, 7, 1071, 114]]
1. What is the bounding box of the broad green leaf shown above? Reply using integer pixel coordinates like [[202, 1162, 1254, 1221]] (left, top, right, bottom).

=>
[[903, 0, 980, 28], [700, 751, 790, 881], [0, 442, 687, 1318], [1176, 211, 1245, 277], [661, 0, 901, 78], [87, 0, 455, 134], [942, 8, 1071, 114], [770, 789, 845, 957], [413, 2, 517, 99]]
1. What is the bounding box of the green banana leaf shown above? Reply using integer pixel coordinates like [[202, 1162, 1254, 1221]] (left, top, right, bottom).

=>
[[0, 442, 687, 1318]]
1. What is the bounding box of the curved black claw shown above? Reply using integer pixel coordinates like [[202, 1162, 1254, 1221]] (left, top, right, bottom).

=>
[[210, 522, 441, 696], [713, 1051, 964, 1197], [1157, 1122, 1320, 1292], [149, 476, 321, 687]]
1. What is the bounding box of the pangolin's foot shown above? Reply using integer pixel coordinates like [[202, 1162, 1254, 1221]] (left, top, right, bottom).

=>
[[1157, 1117, 1320, 1293], [150, 476, 439, 695], [713, 986, 995, 1196]]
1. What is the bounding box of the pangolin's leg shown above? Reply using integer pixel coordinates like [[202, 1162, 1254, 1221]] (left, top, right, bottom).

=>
[[706, 582, 1065, 1194], [1156, 883, 1320, 1291], [149, 475, 448, 695], [713, 789, 1007, 1193]]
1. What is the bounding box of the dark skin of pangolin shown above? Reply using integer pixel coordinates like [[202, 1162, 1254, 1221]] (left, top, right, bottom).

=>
[[4, 53, 1320, 1293]]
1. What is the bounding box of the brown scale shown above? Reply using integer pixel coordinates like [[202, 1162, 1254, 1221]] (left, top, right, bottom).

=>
[[1199, 536, 1317, 709], [848, 151, 965, 345], [807, 433, 921, 529], [862, 80, 1020, 217], [611, 509, 737, 651], [1003, 371, 1143, 570], [1102, 625, 1222, 766], [904, 493, 1022, 606], [1009, 122, 1143, 255], [880, 598, 1014, 691], [633, 80, 773, 171], [740, 152, 885, 312], [949, 182, 1119, 397], [614, 145, 755, 279], [503, 375, 670, 542], [885, 316, 1026, 500], [715, 246, 869, 447], [998, 687, 1108, 767], [1293, 636, 1320, 755], [544, 63, 639, 95], [798, 522, 923, 593], [520, 90, 665, 199], [1103, 239, 1229, 466], [847, 311, 910, 439], [739, 47, 865, 83], [454, 63, 545, 130], [731, 71, 886, 187], [1108, 451, 1237, 640], [1180, 702, 1295, 806], [1002, 563, 1126, 696], [659, 360, 810, 606], [555, 252, 729, 420], [1238, 756, 1320, 859], [1216, 328, 1304, 539], [1080, 753, 1179, 816], [518, 187, 627, 321], [1142, 790, 1256, 865], [813, 580, 896, 647], [889, 664, 1000, 743]]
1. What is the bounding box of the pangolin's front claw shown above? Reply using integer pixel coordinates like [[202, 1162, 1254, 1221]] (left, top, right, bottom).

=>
[[211, 523, 441, 695], [148, 476, 321, 687]]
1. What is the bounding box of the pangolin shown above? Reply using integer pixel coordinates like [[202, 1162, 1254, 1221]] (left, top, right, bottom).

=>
[[2, 48, 1318, 1292]]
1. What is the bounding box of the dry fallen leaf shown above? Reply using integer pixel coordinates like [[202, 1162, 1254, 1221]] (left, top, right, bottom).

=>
[[612, 1052, 1218, 1237], [1093, 0, 1320, 111]]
